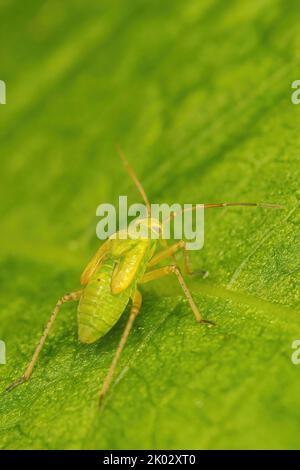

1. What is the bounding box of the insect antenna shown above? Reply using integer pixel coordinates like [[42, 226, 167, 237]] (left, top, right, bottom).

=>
[[202, 202, 283, 209], [115, 144, 151, 217], [162, 201, 283, 225]]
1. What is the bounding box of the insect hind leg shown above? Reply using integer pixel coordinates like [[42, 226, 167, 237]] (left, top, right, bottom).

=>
[[6, 290, 82, 392], [98, 289, 142, 408]]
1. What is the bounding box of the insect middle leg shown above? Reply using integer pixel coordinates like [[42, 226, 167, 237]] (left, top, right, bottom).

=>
[[141, 266, 214, 326], [148, 240, 208, 277], [6, 290, 83, 392], [98, 289, 142, 407]]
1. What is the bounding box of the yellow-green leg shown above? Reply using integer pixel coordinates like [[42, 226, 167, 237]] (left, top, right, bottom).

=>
[[148, 240, 208, 277], [141, 265, 214, 326], [99, 289, 142, 408], [6, 290, 82, 392]]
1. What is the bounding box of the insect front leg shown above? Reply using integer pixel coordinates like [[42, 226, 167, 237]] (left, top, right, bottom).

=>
[[6, 290, 83, 392], [141, 266, 214, 326], [149, 240, 208, 278], [98, 289, 142, 408]]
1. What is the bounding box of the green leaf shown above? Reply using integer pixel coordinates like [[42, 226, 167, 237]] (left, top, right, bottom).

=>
[[0, 0, 299, 450]]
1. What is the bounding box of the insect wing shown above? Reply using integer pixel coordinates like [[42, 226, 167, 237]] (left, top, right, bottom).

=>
[[110, 239, 151, 294], [80, 239, 112, 285]]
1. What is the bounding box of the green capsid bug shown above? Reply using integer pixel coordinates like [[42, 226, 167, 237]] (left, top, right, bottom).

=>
[[6, 147, 282, 406]]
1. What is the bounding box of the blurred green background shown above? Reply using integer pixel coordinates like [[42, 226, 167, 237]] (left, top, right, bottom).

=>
[[0, 0, 300, 450]]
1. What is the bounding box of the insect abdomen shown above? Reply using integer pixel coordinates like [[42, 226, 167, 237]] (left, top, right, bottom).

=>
[[77, 260, 133, 344]]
